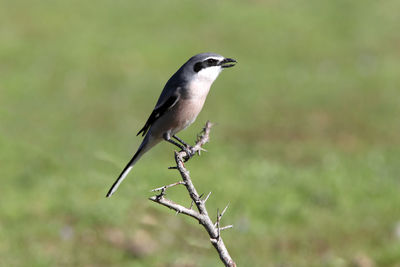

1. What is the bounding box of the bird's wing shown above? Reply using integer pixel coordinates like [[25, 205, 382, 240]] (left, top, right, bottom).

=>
[[137, 94, 180, 137]]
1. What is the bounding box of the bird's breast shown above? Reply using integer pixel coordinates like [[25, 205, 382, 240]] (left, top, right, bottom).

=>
[[185, 77, 213, 100], [167, 96, 206, 135]]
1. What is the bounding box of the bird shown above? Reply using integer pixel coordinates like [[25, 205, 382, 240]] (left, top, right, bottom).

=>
[[106, 52, 237, 197]]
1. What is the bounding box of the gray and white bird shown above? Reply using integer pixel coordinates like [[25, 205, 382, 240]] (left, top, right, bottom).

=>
[[106, 52, 237, 197]]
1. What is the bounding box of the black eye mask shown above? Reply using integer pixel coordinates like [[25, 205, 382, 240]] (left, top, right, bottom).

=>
[[193, 58, 219, 72], [193, 61, 204, 72]]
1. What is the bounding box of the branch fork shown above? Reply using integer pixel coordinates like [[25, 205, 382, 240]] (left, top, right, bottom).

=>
[[149, 121, 236, 267]]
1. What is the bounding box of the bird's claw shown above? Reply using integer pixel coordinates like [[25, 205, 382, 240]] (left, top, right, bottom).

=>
[[183, 146, 194, 161]]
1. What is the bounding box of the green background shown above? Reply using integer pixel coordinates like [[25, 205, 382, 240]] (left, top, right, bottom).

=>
[[1, 0, 400, 266]]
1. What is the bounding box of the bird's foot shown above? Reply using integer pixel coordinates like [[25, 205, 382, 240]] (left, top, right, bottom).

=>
[[171, 135, 195, 161], [183, 145, 194, 162]]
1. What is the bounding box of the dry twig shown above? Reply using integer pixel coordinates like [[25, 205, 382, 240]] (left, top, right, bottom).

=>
[[149, 121, 236, 267]]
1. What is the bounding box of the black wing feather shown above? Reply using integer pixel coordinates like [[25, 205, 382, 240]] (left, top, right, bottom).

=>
[[137, 94, 179, 137]]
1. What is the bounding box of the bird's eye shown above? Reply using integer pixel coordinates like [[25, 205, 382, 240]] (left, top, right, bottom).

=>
[[207, 59, 217, 65]]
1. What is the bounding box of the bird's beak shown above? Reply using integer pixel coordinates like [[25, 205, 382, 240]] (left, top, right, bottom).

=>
[[220, 58, 237, 68]]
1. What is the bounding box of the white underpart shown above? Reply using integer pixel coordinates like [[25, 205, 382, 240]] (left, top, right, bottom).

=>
[[189, 66, 222, 99], [182, 62, 223, 130], [189, 57, 225, 97], [197, 65, 222, 83]]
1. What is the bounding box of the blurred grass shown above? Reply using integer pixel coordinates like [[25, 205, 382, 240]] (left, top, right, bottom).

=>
[[1, 0, 400, 266]]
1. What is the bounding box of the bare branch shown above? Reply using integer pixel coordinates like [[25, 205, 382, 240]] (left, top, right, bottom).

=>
[[203, 192, 212, 203], [168, 166, 178, 170], [196, 147, 207, 156], [150, 181, 185, 193], [220, 225, 234, 231], [221, 204, 229, 218], [149, 195, 201, 221], [215, 203, 229, 228], [149, 121, 236, 267], [216, 209, 221, 241]]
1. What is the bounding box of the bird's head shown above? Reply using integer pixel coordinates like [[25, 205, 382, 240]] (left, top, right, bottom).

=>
[[185, 53, 237, 83]]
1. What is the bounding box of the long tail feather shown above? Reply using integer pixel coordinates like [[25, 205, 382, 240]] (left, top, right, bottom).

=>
[[105, 145, 144, 198]]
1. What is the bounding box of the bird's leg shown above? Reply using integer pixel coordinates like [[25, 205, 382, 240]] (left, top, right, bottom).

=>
[[163, 133, 193, 160], [163, 134, 185, 150], [173, 135, 194, 161], [172, 135, 191, 148]]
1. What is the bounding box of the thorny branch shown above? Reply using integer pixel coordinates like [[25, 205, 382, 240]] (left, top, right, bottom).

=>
[[149, 121, 236, 267]]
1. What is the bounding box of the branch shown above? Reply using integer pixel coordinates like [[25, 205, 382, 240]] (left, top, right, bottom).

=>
[[149, 121, 236, 267]]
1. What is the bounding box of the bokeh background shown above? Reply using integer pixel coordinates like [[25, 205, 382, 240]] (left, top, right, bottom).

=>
[[1, 0, 400, 266]]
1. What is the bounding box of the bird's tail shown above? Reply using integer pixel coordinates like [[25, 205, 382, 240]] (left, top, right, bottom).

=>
[[106, 135, 158, 197]]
